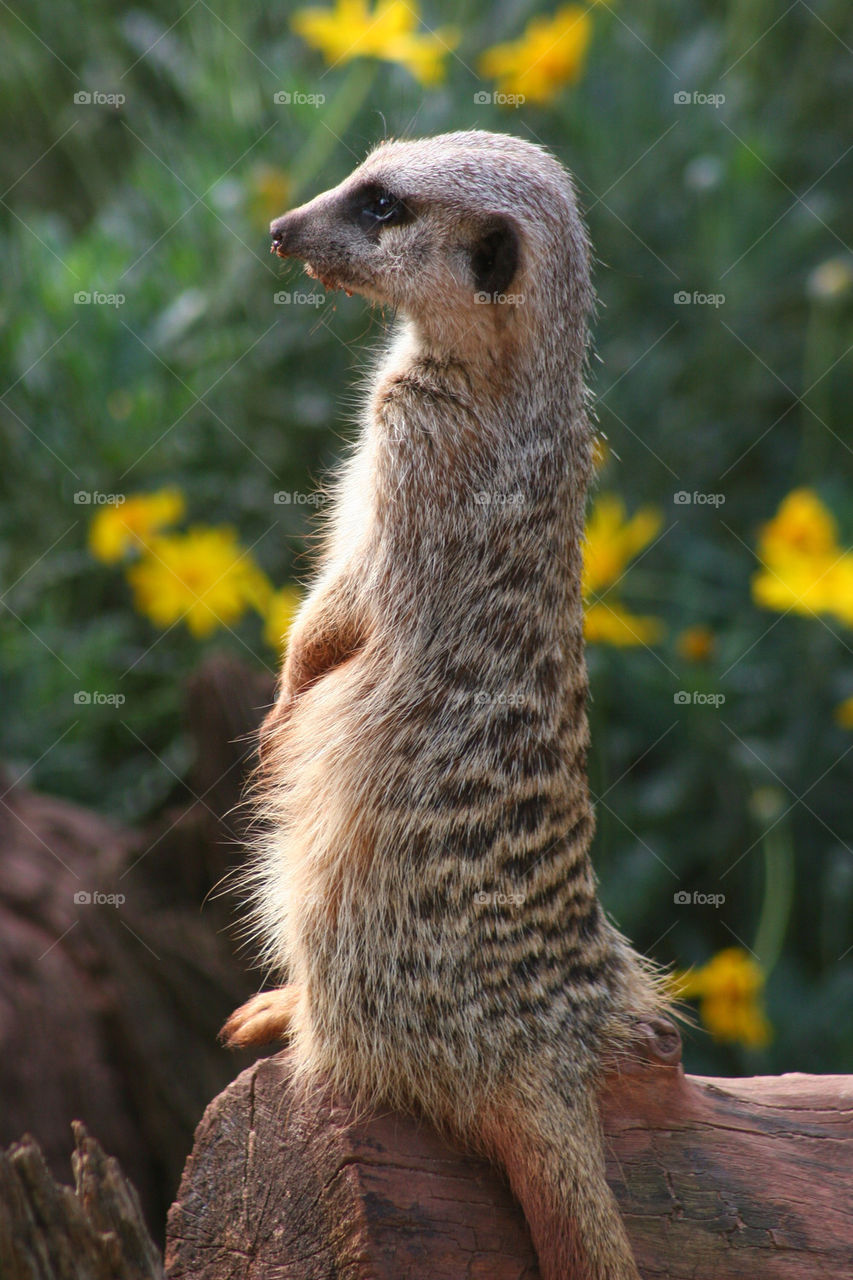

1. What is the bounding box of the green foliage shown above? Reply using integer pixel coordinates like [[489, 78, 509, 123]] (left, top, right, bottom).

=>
[[1, 0, 851, 1073]]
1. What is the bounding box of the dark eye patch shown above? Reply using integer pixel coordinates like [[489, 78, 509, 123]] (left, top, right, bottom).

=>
[[348, 183, 414, 239]]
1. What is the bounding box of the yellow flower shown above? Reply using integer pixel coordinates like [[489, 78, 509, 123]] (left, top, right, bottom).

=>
[[88, 488, 185, 564], [757, 488, 837, 563], [583, 494, 663, 596], [751, 489, 853, 627], [835, 696, 853, 729], [677, 625, 715, 663], [479, 6, 592, 105], [263, 586, 303, 651], [292, 0, 458, 85], [581, 494, 664, 646], [584, 601, 663, 647], [127, 526, 272, 638], [673, 948, 772, 1049], [752, 554, 853, 624]]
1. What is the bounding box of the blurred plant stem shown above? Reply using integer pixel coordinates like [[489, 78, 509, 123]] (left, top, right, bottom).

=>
[[797, 304, 837, 480], [723, 0, 774, 83], [751, 793, 794, 978], [290, 62, 379, 199]]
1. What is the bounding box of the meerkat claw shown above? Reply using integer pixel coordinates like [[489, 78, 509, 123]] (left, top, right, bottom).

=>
[[220, 986, 299, 1048]]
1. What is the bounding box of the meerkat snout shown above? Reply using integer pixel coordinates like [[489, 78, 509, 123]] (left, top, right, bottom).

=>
[[269, 194, 517, 305]]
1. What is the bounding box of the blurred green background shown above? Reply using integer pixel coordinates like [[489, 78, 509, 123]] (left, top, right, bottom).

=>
[[2, 0, 852, 1077]]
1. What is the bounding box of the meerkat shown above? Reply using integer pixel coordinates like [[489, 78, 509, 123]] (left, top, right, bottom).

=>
[[222, 130, 669, 1280]]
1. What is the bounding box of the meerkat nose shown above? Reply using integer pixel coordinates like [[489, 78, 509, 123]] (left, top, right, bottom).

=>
[[270, 213, 296, 258], [270, 223, 285, 247]]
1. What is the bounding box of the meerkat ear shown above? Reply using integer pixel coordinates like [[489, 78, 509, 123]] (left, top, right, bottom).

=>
[[470, 217, 520, 298]]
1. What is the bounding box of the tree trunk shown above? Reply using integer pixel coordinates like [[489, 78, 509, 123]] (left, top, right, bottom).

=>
[[0, 1124, 163, 1280], [0, 654, 274, 1241], [165, 1029, 853, 1279]]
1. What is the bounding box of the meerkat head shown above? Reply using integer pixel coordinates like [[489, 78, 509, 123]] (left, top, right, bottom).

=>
[[270, 130, 591, 366]]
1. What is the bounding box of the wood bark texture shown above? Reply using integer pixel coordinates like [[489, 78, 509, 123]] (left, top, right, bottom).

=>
[[0, 1123, 164, 1280], [165, 1035, 853, 1279]]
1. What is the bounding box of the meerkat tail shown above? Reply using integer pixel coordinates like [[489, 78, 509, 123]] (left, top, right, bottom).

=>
[[483, 1092, 640, 1280]]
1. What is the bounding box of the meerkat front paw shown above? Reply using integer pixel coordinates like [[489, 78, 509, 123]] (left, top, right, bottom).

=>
[[220, 985, 299, 1048]]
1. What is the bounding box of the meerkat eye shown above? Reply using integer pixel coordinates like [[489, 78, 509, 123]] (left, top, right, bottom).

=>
[[357, 188, 411, 233], [367, 193, 396, 218]]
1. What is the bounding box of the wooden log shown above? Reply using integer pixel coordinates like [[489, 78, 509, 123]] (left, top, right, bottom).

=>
[[165, 1029, 853, 1279], [0, 653, 274, 1239], [0, 1123, 163, 1280]]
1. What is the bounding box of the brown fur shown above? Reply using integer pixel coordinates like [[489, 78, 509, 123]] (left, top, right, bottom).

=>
[[224, 131, 668, 1279]]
